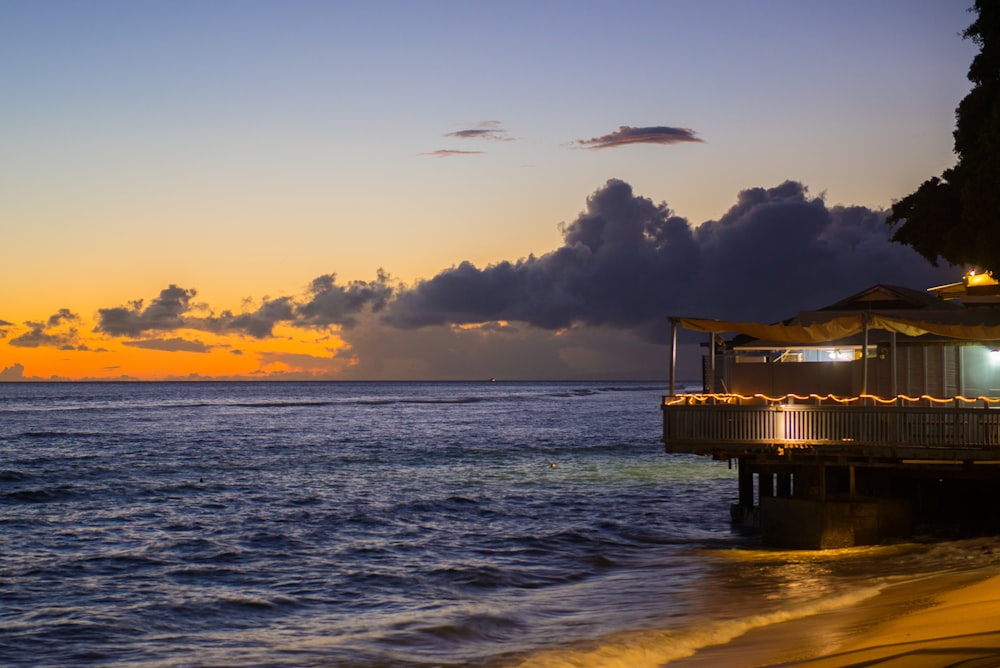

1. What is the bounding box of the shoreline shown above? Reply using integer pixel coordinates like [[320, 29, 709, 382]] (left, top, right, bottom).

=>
[[670, 565, 1000, 667]]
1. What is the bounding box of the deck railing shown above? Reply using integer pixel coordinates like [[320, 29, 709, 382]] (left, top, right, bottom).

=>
[[662, 401, 1000, 451]]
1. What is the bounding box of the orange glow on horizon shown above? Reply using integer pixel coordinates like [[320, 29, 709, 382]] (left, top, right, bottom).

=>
[[1, 324, 351, 381]]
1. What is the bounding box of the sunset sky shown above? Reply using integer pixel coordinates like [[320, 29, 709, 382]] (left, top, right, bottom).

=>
[[1, 1, 978, 381]]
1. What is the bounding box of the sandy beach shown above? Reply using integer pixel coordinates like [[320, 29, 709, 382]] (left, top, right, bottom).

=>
[[672, 566, 1000, 667]]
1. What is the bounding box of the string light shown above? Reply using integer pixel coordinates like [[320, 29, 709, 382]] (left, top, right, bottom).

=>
[[664, 392, 1000, 406]]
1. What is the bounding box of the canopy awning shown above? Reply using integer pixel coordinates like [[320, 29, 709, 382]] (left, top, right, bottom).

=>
[[673, 315, 1000, 344]]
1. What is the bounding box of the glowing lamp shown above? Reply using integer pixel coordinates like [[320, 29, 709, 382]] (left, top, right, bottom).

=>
[[967, 270, 998, 287]]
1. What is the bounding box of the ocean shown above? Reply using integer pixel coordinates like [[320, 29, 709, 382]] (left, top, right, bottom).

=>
[[3, 381, 1000, 667]]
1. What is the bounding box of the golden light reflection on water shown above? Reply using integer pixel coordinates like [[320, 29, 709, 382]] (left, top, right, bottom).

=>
[[507, 541, 977, 668], [509, 585, 884, 668]]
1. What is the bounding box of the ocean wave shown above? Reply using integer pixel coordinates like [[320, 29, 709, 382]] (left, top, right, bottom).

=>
[[406, 610, 528, 646], [0, 380, 743, 668], [15, 430, 93, 439], [509, 584, 886, 668], [2, 485, 78, 504], [0, 469, 31, 482]]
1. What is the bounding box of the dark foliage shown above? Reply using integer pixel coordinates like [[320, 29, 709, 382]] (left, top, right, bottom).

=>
[[887, 1, 1000, 273]]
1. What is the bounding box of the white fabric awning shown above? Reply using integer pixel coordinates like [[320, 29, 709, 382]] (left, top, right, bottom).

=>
[[673, 315, 1000, 344]]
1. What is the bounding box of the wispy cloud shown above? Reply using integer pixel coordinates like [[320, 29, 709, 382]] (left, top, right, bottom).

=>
[[420, 149, 485, 158], [574, 125, 704, 149], [444, 120, 513, 142], [421, 121, 513, 157]]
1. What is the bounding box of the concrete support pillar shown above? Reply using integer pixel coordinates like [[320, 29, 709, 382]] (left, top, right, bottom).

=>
[[738, 458, 754, 507], [759, 471, 775, 501], [777, 472, 792, 497]]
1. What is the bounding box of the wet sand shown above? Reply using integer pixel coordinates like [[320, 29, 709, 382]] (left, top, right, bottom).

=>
[[671, 567, 1000, 667]]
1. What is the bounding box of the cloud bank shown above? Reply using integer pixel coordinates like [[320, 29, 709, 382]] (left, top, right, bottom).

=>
[[383, 179, 955, 345], [93, 273, 394, 341], [5, 179, 960, 379]]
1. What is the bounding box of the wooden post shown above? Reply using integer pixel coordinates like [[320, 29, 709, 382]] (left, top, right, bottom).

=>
[[668, 318, 677, 398], [957, 345, 964, 397], [708, 332, 716, 394], [862, 313, 870, 399], [891, 331, 898, 399]]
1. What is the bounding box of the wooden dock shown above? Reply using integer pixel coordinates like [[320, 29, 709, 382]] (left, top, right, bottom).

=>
[[662, 394, 1000, 548]]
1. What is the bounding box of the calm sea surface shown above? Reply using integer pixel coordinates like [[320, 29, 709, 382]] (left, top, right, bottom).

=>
[[3, 381, 1000, 667]]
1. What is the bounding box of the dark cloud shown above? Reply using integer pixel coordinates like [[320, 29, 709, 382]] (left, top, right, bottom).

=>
[[295, 271, 393, 329], [212, 297, 296, 338], [445, 121, 513, 142], [8, 309, 82, 348], [47, 308, 78, 327], [97, 285, 197, 336], [256, 350, 349, 378], [384, 179, 958, 345], [74, 179, 961, 380], [0, 363, 25, 380], [95, 274, 394, 340], [421, 149, 485, 158], [575, 125, 704, 149], [333, 314, 671, 381], [123, 338, 212, 353], [8, 327, 77, 348]]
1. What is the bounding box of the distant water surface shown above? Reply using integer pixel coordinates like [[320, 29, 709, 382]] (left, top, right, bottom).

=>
[[3, 381, 999, 667]]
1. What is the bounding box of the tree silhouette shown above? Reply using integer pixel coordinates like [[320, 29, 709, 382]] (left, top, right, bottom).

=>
[[887, 1, 1000, 273]]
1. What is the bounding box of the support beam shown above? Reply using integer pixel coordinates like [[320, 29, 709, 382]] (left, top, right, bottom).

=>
[[668, 318, 677, 397], [890, 332, 898, 398], [708, 332, 716, 394], [862, 314, 870, 397]]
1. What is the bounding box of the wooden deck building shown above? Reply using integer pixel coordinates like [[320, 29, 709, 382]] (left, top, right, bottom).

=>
[[662, 275, 1000, 548]]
